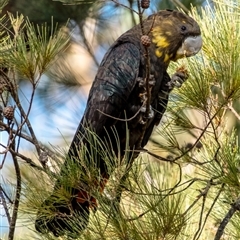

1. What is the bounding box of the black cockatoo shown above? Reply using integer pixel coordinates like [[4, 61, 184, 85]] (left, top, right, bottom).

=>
[[35, 9, 202, 237]]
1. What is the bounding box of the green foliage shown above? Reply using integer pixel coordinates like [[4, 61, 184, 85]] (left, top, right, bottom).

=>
[[0, 14, 69, 82]]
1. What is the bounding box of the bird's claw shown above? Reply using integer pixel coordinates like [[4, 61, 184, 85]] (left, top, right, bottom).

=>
[[166, 69, 189, 90]]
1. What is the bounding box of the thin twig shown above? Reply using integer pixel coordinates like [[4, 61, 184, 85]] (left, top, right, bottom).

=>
[[227, 103, 240, 121], [8, 142, 21, 240], [110, 0, 139, 14], [8, 148, 51, 173], [78, 24, 100, 68], [1, 71, 43, 163], [193, 188, 208, 240], [12, 85, 42, 157], [137, 0, 144, 34], [0, 121, 60, 162], [6, 69, 41, 161], [97, 100, 146, 122], [0, 187, 11, 224], [194, 184, 225, 240], [126, 163, 183, 222], [133, 148, 176, 162], [1, 114, 14, 167], [182, 179, 214, 217], [130, 102, 225, 171], [171, 99, 229, 163], [0, 150, 8, 169], [0, 184, 13, 204], [127, 208, 151, 222], [0, 122, 15, 169], [123, 177, 199, 196], [128, 0, 137, 26]]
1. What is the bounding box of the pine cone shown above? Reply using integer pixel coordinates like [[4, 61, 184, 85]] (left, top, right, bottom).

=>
[[141, 35, 151, 47], [141, 0, 150, 9], [3, 106, 14, 120]]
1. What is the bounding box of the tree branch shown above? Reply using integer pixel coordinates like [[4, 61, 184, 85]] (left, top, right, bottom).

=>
[[8, 143, 21, 240], [214, 196, 240, 240], [0, 186, 12, 224]]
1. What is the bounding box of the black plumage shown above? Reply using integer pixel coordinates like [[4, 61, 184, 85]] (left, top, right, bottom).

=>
[[35, 9, 202, 237]]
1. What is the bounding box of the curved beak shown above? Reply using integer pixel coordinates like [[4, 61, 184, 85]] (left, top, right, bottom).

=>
[[176, 35, 203, 58]]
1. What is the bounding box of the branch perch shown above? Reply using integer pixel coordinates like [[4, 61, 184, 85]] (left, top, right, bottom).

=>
[[214, 196, 240, 240]]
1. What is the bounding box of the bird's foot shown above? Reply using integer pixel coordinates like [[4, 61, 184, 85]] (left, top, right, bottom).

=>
[[167, 66, 189, 90]]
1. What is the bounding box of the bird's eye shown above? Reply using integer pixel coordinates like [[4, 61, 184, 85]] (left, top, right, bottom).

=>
[[181, 26, 187, 31]]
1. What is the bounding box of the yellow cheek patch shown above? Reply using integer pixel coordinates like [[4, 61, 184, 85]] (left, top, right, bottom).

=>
[[151, 26, 173, 60], [152, 35, 169, 48], [152, 27, 170, 49], [155, 49, 172, 62], [164, 54, 169, 62], [155, 48, 163, 58], [158, 36, 169, 48]]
